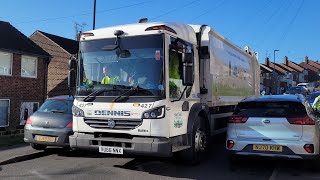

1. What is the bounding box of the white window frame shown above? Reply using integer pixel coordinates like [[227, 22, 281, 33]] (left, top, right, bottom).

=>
[[0, 51, 13, 76], [21, 55, 38, 78], [0, 99, 10, 127]]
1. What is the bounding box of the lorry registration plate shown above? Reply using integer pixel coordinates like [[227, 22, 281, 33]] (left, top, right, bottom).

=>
[[99, 146, 123, 155]]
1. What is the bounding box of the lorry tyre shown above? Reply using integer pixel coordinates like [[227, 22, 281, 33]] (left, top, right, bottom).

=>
[[30, 143, 47, 150], [177, 117, 208, 165]]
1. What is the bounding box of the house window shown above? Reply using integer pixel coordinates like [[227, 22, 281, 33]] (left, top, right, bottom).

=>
[[265, 73, 271, 80], [19, 102, 39, 125], [0, 51, 12, 76], [0, 99, 10, 127], [21, 55, 37, 78]]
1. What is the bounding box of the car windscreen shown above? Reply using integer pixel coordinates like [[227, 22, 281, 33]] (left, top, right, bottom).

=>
[[285, 87, 304, 94], [38, 99, 73, 114], [234, 101, 307, 118]]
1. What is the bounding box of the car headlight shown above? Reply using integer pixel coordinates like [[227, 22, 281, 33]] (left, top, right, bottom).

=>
[[142, 106, 165, 119], [72, 105, 84, 117]]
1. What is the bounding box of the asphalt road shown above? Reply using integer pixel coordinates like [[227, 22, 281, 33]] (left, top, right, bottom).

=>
[[1, 136, 320, 180]]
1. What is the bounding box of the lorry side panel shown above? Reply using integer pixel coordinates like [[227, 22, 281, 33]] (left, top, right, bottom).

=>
[[207, 31, 258, 107]]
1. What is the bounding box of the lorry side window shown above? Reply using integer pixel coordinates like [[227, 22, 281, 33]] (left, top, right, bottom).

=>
[[169, 37, 194, 99], [169, 50, 183, 99]]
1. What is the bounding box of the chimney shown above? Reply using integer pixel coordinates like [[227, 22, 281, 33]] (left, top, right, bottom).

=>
[[265, 57, 270, 66], [305, 56, 309, 64], [284, 56, 289, 65]]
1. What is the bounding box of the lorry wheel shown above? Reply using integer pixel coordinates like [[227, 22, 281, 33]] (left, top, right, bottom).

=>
[[177, 117, 208, 165], [30, 143, 47, 150]]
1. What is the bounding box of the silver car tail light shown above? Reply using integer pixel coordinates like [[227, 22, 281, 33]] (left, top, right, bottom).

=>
[[228, 115, 248, 123], [287, 116, 315, 125]]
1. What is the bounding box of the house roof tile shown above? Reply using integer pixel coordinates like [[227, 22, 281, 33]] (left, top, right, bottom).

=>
[[38, 31, 78, 55]]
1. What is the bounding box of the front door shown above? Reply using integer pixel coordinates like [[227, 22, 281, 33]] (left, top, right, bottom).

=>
[[20, 102, 39, 125]]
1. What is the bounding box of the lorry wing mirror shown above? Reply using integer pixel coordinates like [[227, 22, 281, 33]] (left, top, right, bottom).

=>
[[68, 69, 76, 89], [182, 52, 194, 86], [169, 44, 176, 50], [199, 46, 210, 59], [183, 53, 193, 63], [69, 56, 77, 70], [182, 63, 194, 86]]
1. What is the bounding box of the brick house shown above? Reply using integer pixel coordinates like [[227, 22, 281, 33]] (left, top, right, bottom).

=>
[[260, 64, 273, 94], [0, 21, 50, 132], [300, 56, 320, 83], [283, 56, 308, 84], [264, 57, 289, 94], [30, 31, 78, 97]]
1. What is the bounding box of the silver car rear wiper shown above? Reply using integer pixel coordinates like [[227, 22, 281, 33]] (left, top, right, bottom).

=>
[[49, 110, 65, 114]]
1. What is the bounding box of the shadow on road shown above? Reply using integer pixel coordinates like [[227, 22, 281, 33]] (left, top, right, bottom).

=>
[[0, 150, 53, 166], [114, 134, 276, 180]]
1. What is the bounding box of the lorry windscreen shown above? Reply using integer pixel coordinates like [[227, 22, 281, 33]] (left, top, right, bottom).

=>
[[77, 34, 164, 98]]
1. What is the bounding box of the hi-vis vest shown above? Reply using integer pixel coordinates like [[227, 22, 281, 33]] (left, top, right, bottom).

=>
[[313, 96, 320, 109], [101, 76, 110, 84]]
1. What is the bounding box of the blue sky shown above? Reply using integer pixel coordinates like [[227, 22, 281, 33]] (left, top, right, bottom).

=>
[[0, 0, 318, 64]]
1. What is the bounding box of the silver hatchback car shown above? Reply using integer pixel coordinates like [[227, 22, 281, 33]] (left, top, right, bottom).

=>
[[227, 95, 319, 160]]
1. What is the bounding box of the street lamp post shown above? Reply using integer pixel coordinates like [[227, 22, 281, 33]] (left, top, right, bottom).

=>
[[273, 49, 279, 94]]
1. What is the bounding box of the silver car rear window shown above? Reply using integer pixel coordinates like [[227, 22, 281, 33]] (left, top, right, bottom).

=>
[[234, 101, 307, 118]]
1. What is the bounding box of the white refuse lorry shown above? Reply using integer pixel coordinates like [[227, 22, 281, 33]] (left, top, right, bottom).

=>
[[68, 21, 260, 164]]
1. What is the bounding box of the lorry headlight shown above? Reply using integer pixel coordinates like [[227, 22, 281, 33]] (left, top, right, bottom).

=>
[[72, 105, 84, 117], [142, 106, 165, 119]]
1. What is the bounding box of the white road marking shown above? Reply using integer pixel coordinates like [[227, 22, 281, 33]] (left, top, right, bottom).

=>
[[269, 166, 278, 180], [31, 170, 50, 180]]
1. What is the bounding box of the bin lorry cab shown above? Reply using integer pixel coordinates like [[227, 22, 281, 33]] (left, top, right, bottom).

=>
[[68, 21, 260, 164]]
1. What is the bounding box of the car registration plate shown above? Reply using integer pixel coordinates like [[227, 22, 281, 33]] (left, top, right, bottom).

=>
[[35, 135, 56, 143], [99, 146, 123, 155], [253, 144, 283, 152]]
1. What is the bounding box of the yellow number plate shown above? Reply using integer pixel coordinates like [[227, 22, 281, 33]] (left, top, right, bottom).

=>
[[35, 135, 56, 143], [253, 144, 283, 152]]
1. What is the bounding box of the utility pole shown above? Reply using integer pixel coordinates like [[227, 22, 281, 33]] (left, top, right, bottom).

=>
[[74, 22, 87, 40], [93, 0, 97, 30]]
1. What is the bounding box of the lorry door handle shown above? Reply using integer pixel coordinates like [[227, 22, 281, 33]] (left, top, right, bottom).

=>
[[263, 120, 270, 123]]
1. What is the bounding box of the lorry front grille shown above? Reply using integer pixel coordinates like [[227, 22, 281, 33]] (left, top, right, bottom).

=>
[[84, 118, 142, 130]]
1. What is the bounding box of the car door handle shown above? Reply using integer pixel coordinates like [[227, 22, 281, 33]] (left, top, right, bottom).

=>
[[263, 120, 270, 123]]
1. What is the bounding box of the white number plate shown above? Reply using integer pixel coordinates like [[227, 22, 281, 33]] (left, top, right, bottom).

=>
[[99, 146, 123, 155]]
